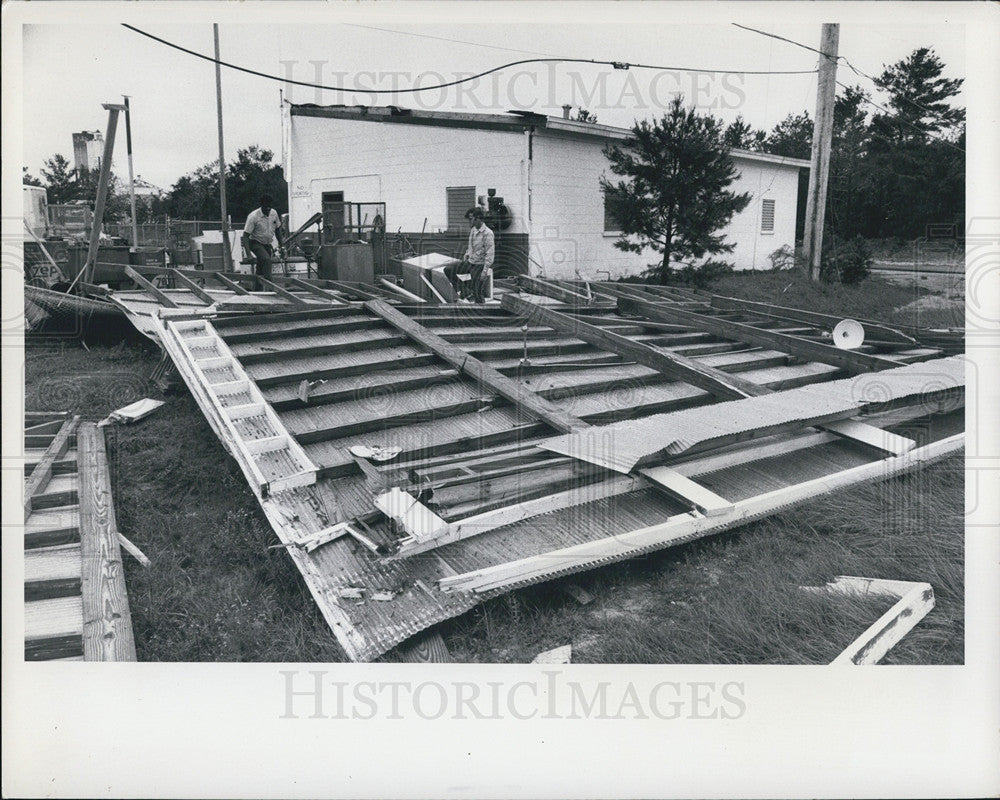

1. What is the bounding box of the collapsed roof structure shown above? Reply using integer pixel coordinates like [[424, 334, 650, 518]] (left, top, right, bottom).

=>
[[109, 269, 965, 660]]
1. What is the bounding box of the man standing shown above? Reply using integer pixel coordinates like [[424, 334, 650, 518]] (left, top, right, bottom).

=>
[[242, 193, 284, 284], [445, 207, 494, 303]]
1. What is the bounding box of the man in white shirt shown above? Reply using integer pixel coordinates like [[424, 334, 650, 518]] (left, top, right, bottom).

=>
[[445, 207, 495, 303], [241, 193, 284, 284]]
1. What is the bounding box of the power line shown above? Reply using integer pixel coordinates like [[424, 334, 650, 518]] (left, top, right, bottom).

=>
[[341, 23, 561, 58], [836, 80, 965, 153], [733, 23, 965, 138], [121, 23, 818, 97]]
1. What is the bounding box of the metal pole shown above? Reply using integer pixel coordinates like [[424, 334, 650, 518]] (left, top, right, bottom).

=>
[[214, 24, 233, 271], [123, 96, 140, 250], [82, 103, 125, 287], [803, 23, 840, 281]]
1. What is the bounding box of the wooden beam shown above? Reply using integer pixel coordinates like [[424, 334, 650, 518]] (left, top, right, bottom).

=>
[[616, 293, 903, 373], [364, 298, 586, 433], [318, 280, 384, 301], [170, 268, 216, 305], [124, 265, 179, 308], [209, 270, 251, 295], [24, 416, 80, 518], [501, 293, 767, 399], [287, 277, 348, 303], [380, 279, 425, 303], [638, 466, 733, 516], [803, 576, 936, 665], [517, 275, 593, 305], [77, 423, 137, 661], [710, 295, 917, 346], [255, 275, 310, 306], [420, 273, 448, 303], [439, 433, 965, 594]]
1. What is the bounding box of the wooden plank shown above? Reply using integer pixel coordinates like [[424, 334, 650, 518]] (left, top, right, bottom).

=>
[[170, 268, 217, 304], [710, 295, 918, 346], [380, 279, 425, 303], [24, 415, 80, 518], [25, 544, 83, 582], [25, 577, 82, 602], [375, 488, 449, 542], [639, 466, 734, 516], [807, 576, 937, 665], [616, 293, 903, 374], [517, 275, 592, 305], [394, 630, 452, 662], [24, 419, 67, 435], [256, 275, 310, 306], [822, 419, 916, 455], [364, 298, 586, 434], [501, 294, 766, 400], [395, 474, 643, 557], [420, 273, 448, 304], [439, 433, 965, 593], [209, 271, 251, 295], [288, 277, 348, 303], [25, 595, 84, 640], [124, 265, 180, 308], [318, 280, 384, 301], [25, 634, 84, 661], [77, 423, 137, 661]]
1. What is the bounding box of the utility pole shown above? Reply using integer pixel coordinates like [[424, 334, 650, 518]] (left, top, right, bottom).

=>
[[123, 96, 139, 251], [803, 23, 839, 281], [82, 103, 126, 286], [214, 23, 232, 271]]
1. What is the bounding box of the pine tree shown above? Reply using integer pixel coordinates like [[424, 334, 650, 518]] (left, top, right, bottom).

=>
[[601, 96, 751, 284]]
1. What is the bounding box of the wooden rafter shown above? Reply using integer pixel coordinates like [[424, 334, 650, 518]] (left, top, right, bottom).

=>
[[364, 298, 587, 433], [24, 415, 80, 517], [501, 294, 767, 399], [124, 265, 179, 308], [615, 292, 903, 373]]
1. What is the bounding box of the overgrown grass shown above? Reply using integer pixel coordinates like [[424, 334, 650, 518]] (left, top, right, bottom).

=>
[[710, 271, 929, 324]]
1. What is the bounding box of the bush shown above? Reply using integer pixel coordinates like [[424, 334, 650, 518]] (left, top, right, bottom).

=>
[[642, 259, 734, 289], [767, 245, 802, 271], [821, 236, 873, 285]]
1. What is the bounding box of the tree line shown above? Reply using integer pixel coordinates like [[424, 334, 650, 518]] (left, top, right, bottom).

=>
[[24, 145, 288, 225], [602, 47, 964, 285], [721, 47, 964, 242]]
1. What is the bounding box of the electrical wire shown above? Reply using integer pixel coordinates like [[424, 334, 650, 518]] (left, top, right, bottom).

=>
[[341, 23, 561, 58], [837, 80, 965, 153], [732, 22, 965, 148], [121, 23, 818, 96]]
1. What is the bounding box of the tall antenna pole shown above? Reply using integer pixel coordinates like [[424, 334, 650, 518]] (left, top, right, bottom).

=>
[[803, 23, 840, 281], [214, 23, 232, 271], [123, 95, 139, 250]]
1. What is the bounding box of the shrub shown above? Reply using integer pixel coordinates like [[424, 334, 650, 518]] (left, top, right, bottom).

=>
[[767, 245, 801, 271], [822, 236, 873, 285]]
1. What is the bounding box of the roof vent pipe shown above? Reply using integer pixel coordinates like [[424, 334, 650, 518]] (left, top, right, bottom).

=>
[[561, 104, 572, 119]]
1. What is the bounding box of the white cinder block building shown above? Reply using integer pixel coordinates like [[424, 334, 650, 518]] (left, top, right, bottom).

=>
[[285, 104, 808, 279]]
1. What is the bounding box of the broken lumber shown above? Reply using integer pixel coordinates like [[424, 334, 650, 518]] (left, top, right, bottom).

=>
[[803, 576, 936, 665]]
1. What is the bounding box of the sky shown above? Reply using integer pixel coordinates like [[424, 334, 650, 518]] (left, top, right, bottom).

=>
[[21, 16, 966, 192]]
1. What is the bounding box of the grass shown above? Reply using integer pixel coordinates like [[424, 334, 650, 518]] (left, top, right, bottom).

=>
[[710, 270, 929, 323], [22, 264, 965, 663]]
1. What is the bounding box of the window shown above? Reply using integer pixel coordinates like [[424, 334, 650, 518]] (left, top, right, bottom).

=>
[[446, 186, 477, 232], [603, 189, 623, 233], [760, 198, 776, 234]]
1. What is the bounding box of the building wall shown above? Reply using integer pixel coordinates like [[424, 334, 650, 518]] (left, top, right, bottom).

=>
[[287, 115, 529, 236], [72, 131, 103, 174], [288, 114, 802, 279], [529, 131, 801, 279]]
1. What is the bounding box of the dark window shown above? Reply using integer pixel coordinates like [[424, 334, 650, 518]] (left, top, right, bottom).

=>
[[603, 189, 623, 232], [760, 199, 776, 233], [447, 186, 477, 232]]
